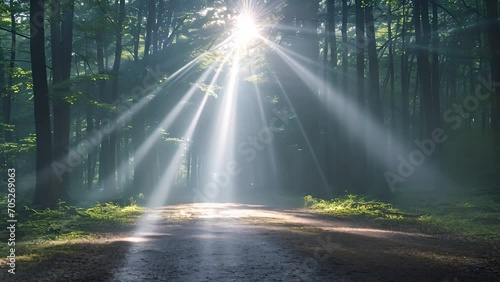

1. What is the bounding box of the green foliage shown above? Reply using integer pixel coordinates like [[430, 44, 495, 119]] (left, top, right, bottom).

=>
[[305, 193, 500, 241], [304, 194, 407, 219], [0, 198, 144, 249], [411, 195, 500, 240], [0, 133, 36, 154], [84, 202, 143, 222]]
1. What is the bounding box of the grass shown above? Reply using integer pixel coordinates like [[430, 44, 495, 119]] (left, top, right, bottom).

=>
[[0, 196, 145, 263], [304, 194, 412, 219], [412, 196, 500, 240], [304, 194, 500, 242]]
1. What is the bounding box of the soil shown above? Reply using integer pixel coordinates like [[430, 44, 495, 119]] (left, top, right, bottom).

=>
[[3, 203, 499, 281]]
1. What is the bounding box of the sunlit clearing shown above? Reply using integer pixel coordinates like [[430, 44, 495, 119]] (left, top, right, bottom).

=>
[[233, 14, 260, 47]]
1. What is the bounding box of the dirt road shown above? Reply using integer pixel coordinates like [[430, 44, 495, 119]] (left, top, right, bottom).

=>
[[11, 203, 500, 281]]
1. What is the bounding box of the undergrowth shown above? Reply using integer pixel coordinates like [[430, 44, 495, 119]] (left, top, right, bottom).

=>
[[0, 196, 144, 260], [304, 194, 500, 241], [304, 194, 410, 219]]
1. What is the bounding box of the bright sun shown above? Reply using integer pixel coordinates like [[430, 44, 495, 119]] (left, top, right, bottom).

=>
[[234, 14, 260, 46]]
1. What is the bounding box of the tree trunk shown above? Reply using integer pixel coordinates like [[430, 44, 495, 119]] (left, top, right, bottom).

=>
[[153, 0, 164, 53], [133, 0, 157, 196], [96, 30, 110, 190], [388, 4, 395, 134], [144, 0, 156, 63], [341, 0, 348, 94], [401, 2, 410, 143], [431, 0, 440, 130], [0, 45, 7, 142], [30, 0, 56, 207], [365, 2, 387, 195], [51, 0, 74, 201], [133, 0, 145, 61], [3, 0, 16, 143], [354, 0, 366, 193], [107, 0, 126, 193], [414, 0, 433, 135]]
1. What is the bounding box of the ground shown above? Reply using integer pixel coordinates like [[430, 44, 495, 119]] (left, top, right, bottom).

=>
[[3, 203, 500, 281]]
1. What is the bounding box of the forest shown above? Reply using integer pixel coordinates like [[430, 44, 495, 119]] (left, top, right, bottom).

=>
[[0, 0, 499, 281]]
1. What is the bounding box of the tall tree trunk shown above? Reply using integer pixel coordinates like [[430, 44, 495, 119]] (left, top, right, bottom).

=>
[[144, 0, 156, 63], [96, 30, 110, 190], [365, 2, 387, 195], [107, 0, 126, 193], [413, 0, 433, 136], [354, 0, 366, 193], [133, 0, 145, 61], [109, 0, 125, 191], [153, 0, 164, 53], [86, 105, 96, 191], [162, 4, 174, 50], [326, 0, 337, 192], [431, 0, 440, 130], [401, 1, 410, 143], [388, 4, 395, 133], [133, 0, 157, 195], [0, 45, 7, 142], [31, 0, 56, 207], [341, 0, 348, 94], [3, 0, 16, 143], [51, 0, 74, 200]]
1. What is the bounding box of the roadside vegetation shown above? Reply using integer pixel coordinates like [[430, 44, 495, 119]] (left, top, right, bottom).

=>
[[304, 193, 500, 242], [0, 194, 144, 264]]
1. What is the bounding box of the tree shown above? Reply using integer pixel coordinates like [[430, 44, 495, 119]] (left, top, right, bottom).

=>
[[51, 0, 75, 200], [2, 0, 16, 143], [354, 0, 366, 192], [30, 0, 56, 207], [106, 0, 126, 193]]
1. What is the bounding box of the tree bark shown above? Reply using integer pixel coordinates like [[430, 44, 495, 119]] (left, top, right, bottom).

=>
[[413, 0, 433, 136], [30, 0, 56, 207], [133, 0, 145, 61], [354, 0, 366, 192], [51, 0, 74, 201], [106, 0, 126, 193], [3, 0, 16, 143], [144, 0, 156, 63], [401, 2, 410, 143]]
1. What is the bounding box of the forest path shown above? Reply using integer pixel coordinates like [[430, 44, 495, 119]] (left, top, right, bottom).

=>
[[11, 203, 499, 281], [108, 203, 498, 282]]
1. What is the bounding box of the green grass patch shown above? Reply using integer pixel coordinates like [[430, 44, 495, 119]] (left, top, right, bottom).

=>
[[304, 194, 411, 219], [410, 196, 500, 240], [0, 197, 145, 261], [304, 194, 500, 242]]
